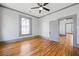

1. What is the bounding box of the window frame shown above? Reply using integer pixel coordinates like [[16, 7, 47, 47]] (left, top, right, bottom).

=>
[[19, 15, 32, 36]]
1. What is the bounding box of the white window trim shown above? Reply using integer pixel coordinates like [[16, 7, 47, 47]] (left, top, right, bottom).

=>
[[19, 15, 32, 37]]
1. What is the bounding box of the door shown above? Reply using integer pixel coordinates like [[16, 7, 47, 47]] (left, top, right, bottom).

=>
[[50, 20, 59, 42]]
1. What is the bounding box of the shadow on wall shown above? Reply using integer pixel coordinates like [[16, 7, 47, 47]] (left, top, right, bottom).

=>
[[0, 7, 3, 41]]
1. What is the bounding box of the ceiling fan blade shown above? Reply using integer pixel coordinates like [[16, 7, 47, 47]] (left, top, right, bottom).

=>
[[39, 10, 41, 13], [43, 3, 48, 6], [31, 7, 40, 9], [37, 3, 42, 7], [43, 7, 50, 11]]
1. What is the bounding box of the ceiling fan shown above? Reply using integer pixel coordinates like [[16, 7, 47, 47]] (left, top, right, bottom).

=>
[[31, 3, 50, 13]]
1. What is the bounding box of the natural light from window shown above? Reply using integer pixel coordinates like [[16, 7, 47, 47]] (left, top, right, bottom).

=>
[[21, 17, 31, 35]]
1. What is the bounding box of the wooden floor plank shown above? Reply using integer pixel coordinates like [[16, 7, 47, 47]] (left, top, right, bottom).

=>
[[0, 35, 79, 56]]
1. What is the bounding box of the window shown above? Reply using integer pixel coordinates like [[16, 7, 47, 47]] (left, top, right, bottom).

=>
[[19, 16, 32, 36]]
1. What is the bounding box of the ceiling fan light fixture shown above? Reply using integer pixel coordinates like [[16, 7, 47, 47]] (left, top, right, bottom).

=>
[[31, 3, 50, 13], [39, 7, 43, 10]]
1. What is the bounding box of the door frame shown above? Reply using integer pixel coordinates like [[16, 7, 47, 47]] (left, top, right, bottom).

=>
[[58, 14, 77, 47]]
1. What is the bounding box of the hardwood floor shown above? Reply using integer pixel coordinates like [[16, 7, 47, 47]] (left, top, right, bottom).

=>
[[0, 36, 79, 56], [59, 33, 73, 47]]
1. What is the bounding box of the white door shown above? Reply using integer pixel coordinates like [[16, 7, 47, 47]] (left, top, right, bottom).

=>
[[50, 20, 59, 42]]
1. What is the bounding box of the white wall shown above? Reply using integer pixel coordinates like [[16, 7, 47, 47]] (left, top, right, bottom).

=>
[[0, 7, 39, 41], [66, 23, 72, 33], [59, 19, 66, 35], [39, 4, 79, 47]]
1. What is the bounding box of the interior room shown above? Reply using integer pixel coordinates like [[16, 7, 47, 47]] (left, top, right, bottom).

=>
[[0, 3, 79, 56]]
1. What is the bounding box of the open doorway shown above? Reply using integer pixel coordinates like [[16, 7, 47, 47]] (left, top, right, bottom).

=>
[[49, 15, 77, 47], [65, 22, 73, 46], [59, 16, 75, 47]]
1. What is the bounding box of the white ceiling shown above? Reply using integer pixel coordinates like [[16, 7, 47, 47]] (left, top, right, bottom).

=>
[[1, 3, 74, 18]]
